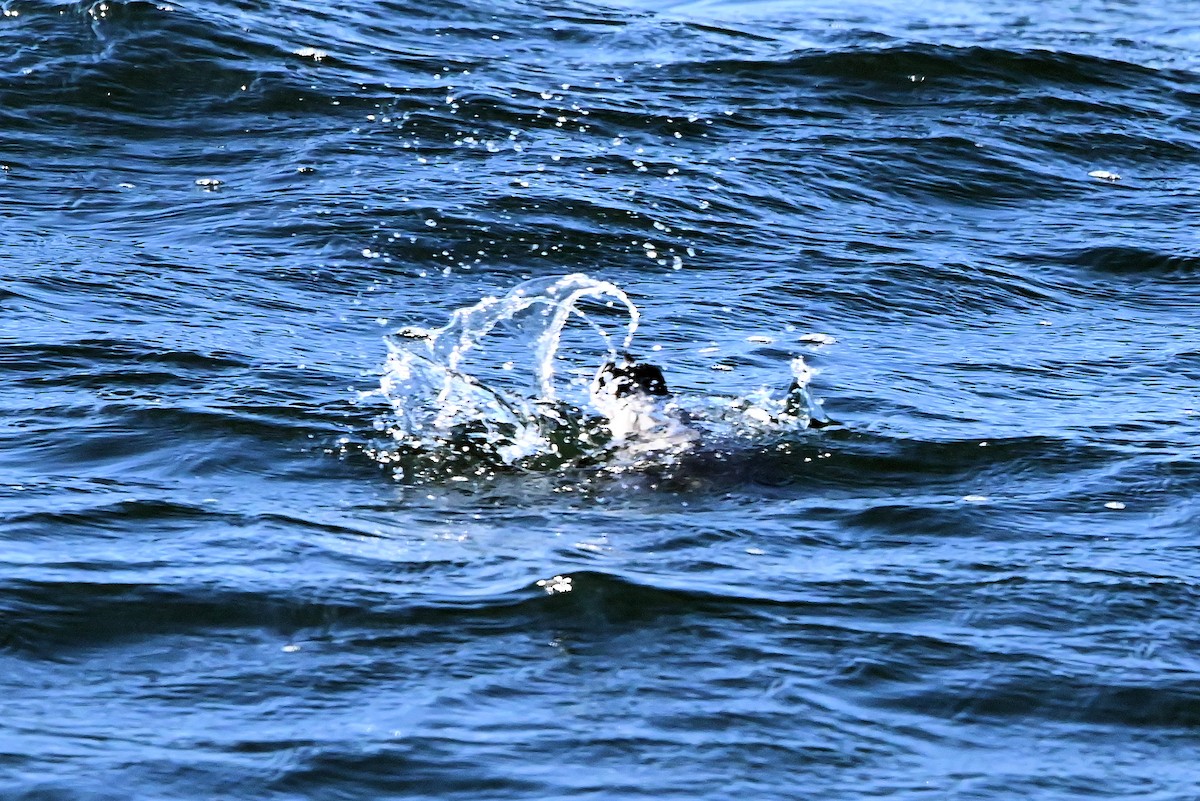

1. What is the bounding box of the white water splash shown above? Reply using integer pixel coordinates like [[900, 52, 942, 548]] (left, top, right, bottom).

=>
[[379, 274, 640, 471], [393, 273, 636, 400], [375, 274, 829, 480]]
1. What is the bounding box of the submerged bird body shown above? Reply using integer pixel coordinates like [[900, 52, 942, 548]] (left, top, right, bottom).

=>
[[589, 359, 698, 453]]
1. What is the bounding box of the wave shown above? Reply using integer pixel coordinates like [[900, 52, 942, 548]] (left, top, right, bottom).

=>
[[0, 567, 980, 655], [0, 338, 251, 377], [672, 44, 1167, 92], [888, 669, 1200, 729], [1053, 246, 1200, 279], [3, 498, 220, 532], [0, 0, 378, 124], [10, 565, 1195, 737]]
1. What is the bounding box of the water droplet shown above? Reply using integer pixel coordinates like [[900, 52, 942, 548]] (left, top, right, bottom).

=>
[[537, 575, 573, 594]]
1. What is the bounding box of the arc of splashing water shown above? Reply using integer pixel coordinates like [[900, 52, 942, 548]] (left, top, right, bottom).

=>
[[420, 274, 639, 404], [529, 279, 639, 400]]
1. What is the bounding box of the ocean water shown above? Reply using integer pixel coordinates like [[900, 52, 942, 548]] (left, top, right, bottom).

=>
[[3, 0, 1200, 797]]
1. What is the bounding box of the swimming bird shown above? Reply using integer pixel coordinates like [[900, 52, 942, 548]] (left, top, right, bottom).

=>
[[589, 357, 699, 453], [590, 354, 834, 450]]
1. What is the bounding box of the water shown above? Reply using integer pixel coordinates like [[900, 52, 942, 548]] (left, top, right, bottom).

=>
[[374, 273, 823, 476], [3, 0, 1200, 797]]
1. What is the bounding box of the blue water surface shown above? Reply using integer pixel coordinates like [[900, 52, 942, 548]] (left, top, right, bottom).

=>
[[2, 0, 1200, 797]]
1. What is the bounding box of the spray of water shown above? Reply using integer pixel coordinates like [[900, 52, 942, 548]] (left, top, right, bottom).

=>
[[374, 274, 829, 480], [378, 275, 640, 473]]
